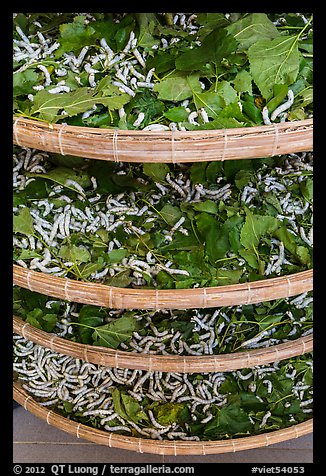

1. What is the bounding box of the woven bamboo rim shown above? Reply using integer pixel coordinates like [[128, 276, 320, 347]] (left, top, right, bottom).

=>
[[13, 265, 313, 310], [13, 382, 312, 455], [13, 116, 313, 163], [13, 315, 313, 373]]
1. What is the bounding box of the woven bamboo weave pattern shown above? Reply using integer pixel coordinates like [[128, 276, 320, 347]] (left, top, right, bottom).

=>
[[13, 117, 313, 163], [13, 383, 313, 456], [13, 265, 313, 310]]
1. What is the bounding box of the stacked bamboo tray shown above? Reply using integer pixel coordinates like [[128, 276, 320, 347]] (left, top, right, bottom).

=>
[[13, 115, 314, 455]]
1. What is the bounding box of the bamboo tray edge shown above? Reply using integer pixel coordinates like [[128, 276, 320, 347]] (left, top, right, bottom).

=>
[[13, 315, 313, 373], [13, 382, 313, 455], [13, 265, 313, 310], [13, 116, 313, 163]]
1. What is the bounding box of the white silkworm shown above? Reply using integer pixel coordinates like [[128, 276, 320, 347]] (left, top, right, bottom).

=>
[[300, 399, 313, 407], [161, 38, 168, 48], [240, 330, 270, 348], [48, 85, 70, 94], [263, 379, 273, 393], [270, 90, 294, 121], [37, 65, 52, 86], [188, 111, 199, 125], [129, 65, 145, 79], [142, 124, 169, 131], [170, 216, 185, 233], [262, 106, 272, 125], [104, 425, 131, 433], [133, 112, 145, 127], [259, 411, 272, 428], [237, 371, 253, 381], [165, 173, 186, 197], [132, 48, 146, 67], [100, 38, 114, 59], [112, 81, 136, 97], [199, 108, 209, 123], [136, 81, 154, 88], [300, 226, 312, 246]]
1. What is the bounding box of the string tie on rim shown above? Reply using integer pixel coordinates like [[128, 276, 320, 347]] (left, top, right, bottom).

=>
[[171, 128, 176, 164], [23, 395, 32, 410], [221, 129, 228, 161], [21, 323, 29, 340], [108, 287, 113, 309], [202, 288, 207, 307], [113, 129, 119, 162], [271, 123, 280, 157], [14, 117, 22, 147], [58, 123, 68, 156]]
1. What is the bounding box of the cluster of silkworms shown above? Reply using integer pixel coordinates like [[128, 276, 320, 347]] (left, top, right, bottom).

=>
[[13, 335, 313, 439], [13, 13, 207, 130], [13, 147, 313, 287], [133, 291, 312, 354], [13, 13, 311, 129]]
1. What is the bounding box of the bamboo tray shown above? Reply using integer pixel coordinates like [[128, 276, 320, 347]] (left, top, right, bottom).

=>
[[13, 382, 312, 455], [13, 265, 313, 310], [13, 315, 313, 373], [13, 116, 313, 163]]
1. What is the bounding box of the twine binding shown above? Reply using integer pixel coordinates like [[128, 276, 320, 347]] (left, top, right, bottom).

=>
[[264, 434, 271, 446], [64, 279, 71, 302], [148, 355, 153, 373], [23, 395, 32, 410], [21, 323, 29, 340], [26, 271, 33, 292], [173, 441, 177, 457], [113, 130, 119, 162], [155, 289, 159, 310], [171, 129, 176, 164], [58, 123, 68, 156], [49, 335, 56, 351], [76, 422, 81, 439], [247, 283, 252, 304], [202, 288, 207, 308], [13, 117, 22, 147], [182, 357, 187, 374], [83, 346, 89, 363], [108, 287, 113, 309], [221, 129, 228, 161], [138, 439, 143, 454], [271, 123, 280, 157], [46, 410, 53, 425], [287, 277, 292, 298]]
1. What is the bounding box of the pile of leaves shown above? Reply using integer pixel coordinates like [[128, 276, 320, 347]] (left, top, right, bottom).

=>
[[13, 286, 313, 355], [13, 334, 313, 440], [13, 12, 313, 129], [13, 148, 313, 290]]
